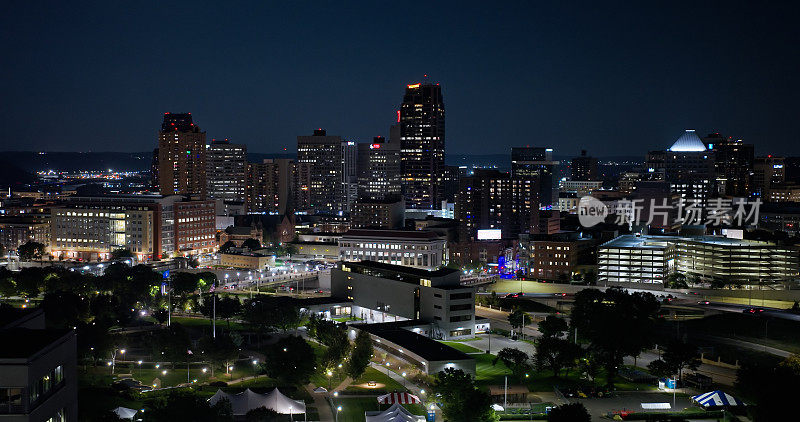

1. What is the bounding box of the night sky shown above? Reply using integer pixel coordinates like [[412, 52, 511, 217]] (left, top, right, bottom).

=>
[[2, 1, 798, 156]]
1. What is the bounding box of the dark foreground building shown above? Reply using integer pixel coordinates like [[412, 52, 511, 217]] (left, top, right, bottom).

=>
[[0, 307, 77, 422]]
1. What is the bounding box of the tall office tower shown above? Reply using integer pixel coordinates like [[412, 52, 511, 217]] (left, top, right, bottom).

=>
[[342, 140, 359, 212], [157, 113, 207, 197], [441, 165, 462, 203], [571, 150, 599, 181], [511, 147, 559, 208], [784, 157, 800, 184], [357, 136, 402, 200], [206, 139, 247, 202], [753, 156, 785, 199], [297, 129, 343, 213], [646, 130, 715, 205], [705, 133, 754, 197], [245, 159, 303, 215], [456, 169, 539, 240], [150, 147, 160, 191], [399, 82, 445, 209]]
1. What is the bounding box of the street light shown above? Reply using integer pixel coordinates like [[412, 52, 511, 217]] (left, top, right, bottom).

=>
[[327, 370, 333, 389], [252, 359, 259, 377], [137, 360, 143, 377], [336, 406, 342, 422]]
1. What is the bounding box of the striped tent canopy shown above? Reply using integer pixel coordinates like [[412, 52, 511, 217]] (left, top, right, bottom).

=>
[[377, 392, 421, 404], [692, 390, 745, 407]]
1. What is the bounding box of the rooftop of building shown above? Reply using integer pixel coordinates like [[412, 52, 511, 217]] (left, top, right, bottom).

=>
[[341, 229, 443, 240], [224, 226, 258, 236], [601, 234, 790, 249], [668, 130, 707, 152], [354, 321, 473, 362], [0, 306, 42, 330], [0, 328, 73, 359], [341, 260, 459, 279]]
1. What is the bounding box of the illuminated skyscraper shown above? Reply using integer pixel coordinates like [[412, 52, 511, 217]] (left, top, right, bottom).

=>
[[297, 129, 343, 213], [511, 147, 559, 208], [157, 113, 207, 197], [206, 139, 247, 202], [399, 82, 445, 209]]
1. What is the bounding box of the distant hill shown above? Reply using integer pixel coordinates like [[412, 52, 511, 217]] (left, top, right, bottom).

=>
[[0, 158, 37, 189], [0, 151, 643, 175]]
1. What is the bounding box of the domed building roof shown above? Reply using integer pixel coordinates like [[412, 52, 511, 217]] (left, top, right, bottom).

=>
[[668, 129, 707, 152]]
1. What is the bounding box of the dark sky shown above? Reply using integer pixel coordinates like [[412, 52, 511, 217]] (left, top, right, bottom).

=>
[[1, 1, 798, 156]]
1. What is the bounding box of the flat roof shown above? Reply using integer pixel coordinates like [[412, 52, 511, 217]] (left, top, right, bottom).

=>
[[342, 260, 459, 278], [0, 328, 73, 359], [0, 306, 41, 329], [342, 229, 443, 240], [601, 234, 788, 249], [355, 322, 472, 362]]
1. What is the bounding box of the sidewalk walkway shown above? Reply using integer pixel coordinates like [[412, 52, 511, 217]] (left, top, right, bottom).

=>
[[305, 384, 334, 422]]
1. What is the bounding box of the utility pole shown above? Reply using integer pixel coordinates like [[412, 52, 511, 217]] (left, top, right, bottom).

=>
[[504, 376, 508, 410], [212, 289, 216, 338]]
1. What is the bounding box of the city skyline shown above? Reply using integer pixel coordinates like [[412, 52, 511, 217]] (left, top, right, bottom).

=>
[[2, 2, 799, 155]]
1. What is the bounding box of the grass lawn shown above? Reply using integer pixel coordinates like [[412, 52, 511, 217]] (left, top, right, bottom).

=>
[[438, 340, 482, 354], [474, 353, 513, 385], [334, 397, 425, 422], [473, 353, 658, 393], [170, 316, 248, 331], [346, 367, 407, 392]]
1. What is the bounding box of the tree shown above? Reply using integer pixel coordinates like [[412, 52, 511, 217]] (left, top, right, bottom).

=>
[[507, 308, 531, 336], [18, 241, 45, 261], [345, 329, 373, 380], [263, 335, 316, 385], [153, 308, 169, 324], [535, 337, 582, 378], [737, 354, 799, 421], [146, 390, 232, 422], [538, 315, 568, 338], [493, 347, 530, 380], [198, 334, 239, 378], [241, 238, 262, 250], [110, 248, 134, 260], [665, 272, 688, 289], [647, 340, 700, 381], [219, 241, 236, 253], [41, 290, 91, 328], [570, 287, 660, 387], [149, 323, 191, 368], [434, 368, 498, 422], [242, 296, 302, 334], [308, 316, 350, 369], [646, 359, 674, 379], [245, 407, 280, 422], [171, 272, 200, 296], [548, 402, 590, 422], [583, 270, 597, 286]]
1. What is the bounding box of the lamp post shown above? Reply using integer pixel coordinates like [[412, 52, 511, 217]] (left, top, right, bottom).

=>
[[137, 360, 142, 377], [335, 406, 341, 422], [252, 359, 259, 377]]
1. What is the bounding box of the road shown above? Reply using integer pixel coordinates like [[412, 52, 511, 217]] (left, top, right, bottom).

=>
[[476, 306, 542, 339]]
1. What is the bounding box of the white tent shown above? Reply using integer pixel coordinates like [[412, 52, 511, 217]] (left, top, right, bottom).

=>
[[377, 392, 421, 404], [365, 403, 425, 422], [209, 388, 306, 416], [112, 407, 138, 420]]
